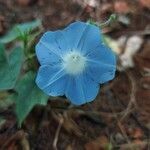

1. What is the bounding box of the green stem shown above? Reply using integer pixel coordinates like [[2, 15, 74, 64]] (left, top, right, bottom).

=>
[[23, 36, 28, 56], [88, 14, 117, 28], [16, 26, 28, 55], [24, 53, 36, 62], [100, 14, 117, 28]]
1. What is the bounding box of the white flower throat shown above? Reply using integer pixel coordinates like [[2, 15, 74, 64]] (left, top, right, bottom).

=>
[[62, 51, 87, 75]]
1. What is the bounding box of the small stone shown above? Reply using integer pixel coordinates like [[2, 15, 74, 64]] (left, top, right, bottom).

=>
[[115, 133, 125, 143]]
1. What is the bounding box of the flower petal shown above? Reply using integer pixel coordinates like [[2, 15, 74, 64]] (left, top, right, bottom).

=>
[[36, 65, 67, 96], [65, 73, 99, 105], [63, 21, 102, 54], [86, 44, 116, 84], [87, 59, 116, 84], [36, 30, 68, 65], [77, 24, 102, 54], [63, 21, 87, 51], [86, 43, 116, 66]]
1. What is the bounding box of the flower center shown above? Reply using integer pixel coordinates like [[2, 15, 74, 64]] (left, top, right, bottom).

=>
[[63, 51, 86, 75]]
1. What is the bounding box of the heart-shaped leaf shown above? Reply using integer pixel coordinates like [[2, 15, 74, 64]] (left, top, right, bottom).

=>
[[0, 44, 23, 90], [15, 71, 49, 126], [0, 19, 42, 43]]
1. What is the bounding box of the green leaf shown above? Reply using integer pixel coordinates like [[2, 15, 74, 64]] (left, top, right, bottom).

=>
[[0, 44, 23, 90], [0, 29, 17, 44], [0, 19, 42, 43], [16, 19, 42, 33], [15, 71, 49, 126]]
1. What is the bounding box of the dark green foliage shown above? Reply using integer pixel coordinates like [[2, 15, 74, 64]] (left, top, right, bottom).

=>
[[0, 44, 23, 90], [15, 72, 48, 127]]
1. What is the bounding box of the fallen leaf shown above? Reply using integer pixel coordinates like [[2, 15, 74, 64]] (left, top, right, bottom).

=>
[[115, 132, 125, 143], [114, 1, 130, 14], [84, 0, 99, 7], [139, 0, 150, 8], [140, 77, 150, 89], [118, 15, 130, 25], [134, 42, 150, 71], [132, 128, 143, 139], [120, 140, 147, 150], [101, 3, 113, 13], [72, 0, 99, 7], [66, 145, 73, 150], [120, 36, 143, 69], [17, 0, 31, 6], [63, 116, 82, 137], [17, 0, 37, 6], [85, 136, 109, 150]]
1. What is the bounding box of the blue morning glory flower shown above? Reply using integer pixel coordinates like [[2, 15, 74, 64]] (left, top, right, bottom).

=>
[[35, 21, 116, 105]]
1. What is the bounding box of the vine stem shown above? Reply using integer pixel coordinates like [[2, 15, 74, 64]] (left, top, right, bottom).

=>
[[100, 14, 117, 28], [88, 14, 117, 28]]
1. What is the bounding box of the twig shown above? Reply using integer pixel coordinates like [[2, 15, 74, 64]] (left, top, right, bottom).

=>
[[118, 140, 148, 149], [125, 30, 150, 36], [20, 134, 30, 150], [105, 90, 133, 150], [121, 70, 137, 121], [53, 114, 64, 150], [1, 130, 25, 149], [117, 121, 133, 150], [148, 138, 150, 150]]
